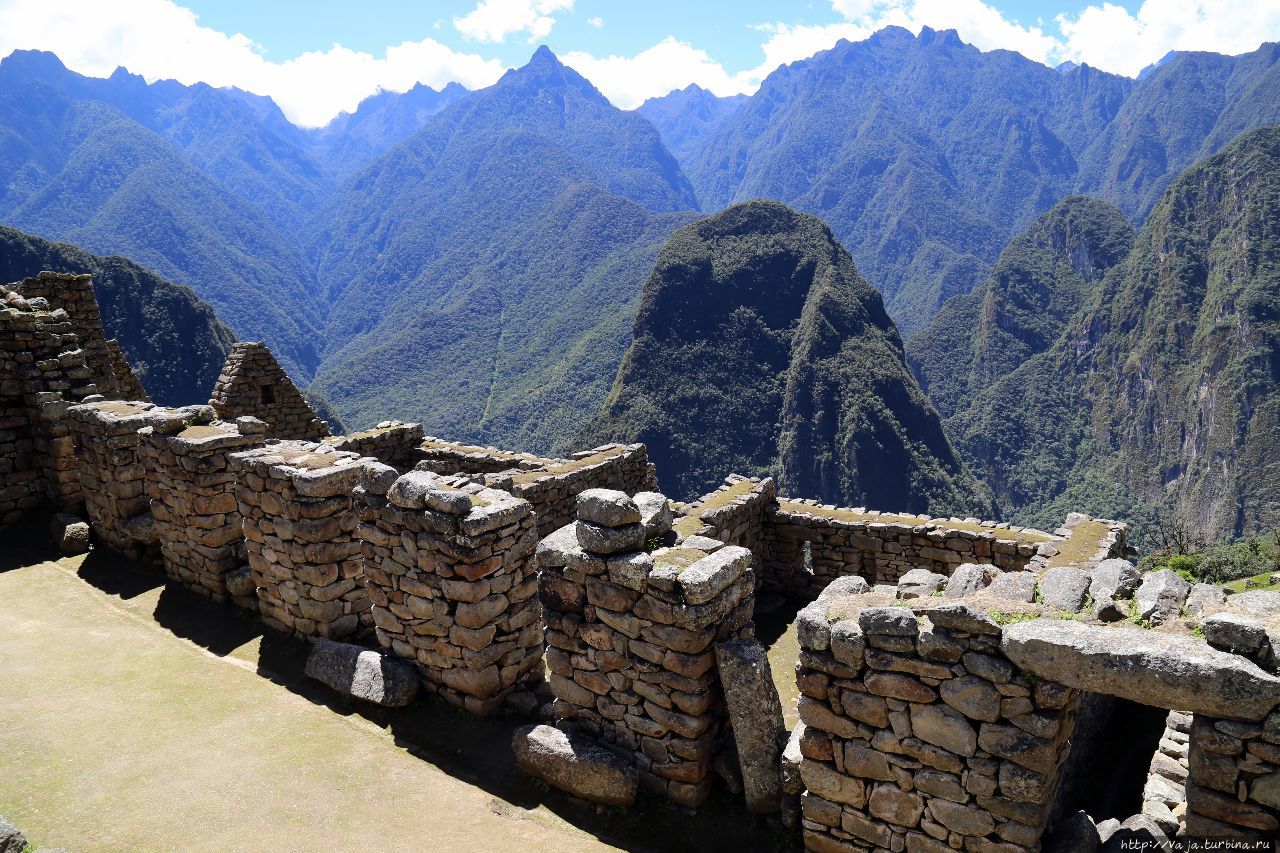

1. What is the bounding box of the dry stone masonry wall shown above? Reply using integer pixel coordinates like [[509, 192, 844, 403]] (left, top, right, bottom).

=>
[[67, 399, 161, 559], [139, 410, 266, 602], [209, 342, 329, 441], [322, 421, 424, 471], [13, 271, 121, 400], [674, 475, 775, 562], [501, 443, 658, 538], [537, 489, 755, 808], [417, 436, 557, 476], [230, 442, 372, 639], [354, 468, 544, 715], [793, 591, 1082, 852]]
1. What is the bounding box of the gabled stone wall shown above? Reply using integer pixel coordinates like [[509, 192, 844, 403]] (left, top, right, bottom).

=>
[[230, 441, 373, 639], [13, 271, 120, 400], [209, 342, 329, 441]]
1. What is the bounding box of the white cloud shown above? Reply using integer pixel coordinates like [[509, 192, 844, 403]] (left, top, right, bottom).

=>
[[1057, 0, 1280, 76], [587, 16, 603, 29], [562, 37, 746, 108], [0, 0, 506, 127], [453, 0, 573, 44]]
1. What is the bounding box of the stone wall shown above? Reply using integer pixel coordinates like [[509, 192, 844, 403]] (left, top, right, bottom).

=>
[[762, 502, 1126, 599], [13, 271, 120, 400], [501, 444, 658, 539], [105, 339, 149, 402], [354, 468, 543, 715], [537, 489, 755, 807], [139, 410, 266, 601], [209, 341, 329, 441], [0, 282, 101, 524], [67, 399, 159, 559], [417, 436, 556, 476], [1186, 711, 1280, 839], [794, 592, 1080, 851], [674, 475, 775, 561], [230, 442, 372, 639], [323, 421, 424, 471]]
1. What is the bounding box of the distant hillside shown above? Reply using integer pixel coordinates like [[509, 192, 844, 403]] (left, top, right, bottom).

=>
[[311, 82, 470, 172], [909, 196, 1136, 420], [583, 200, 992, 515], [933, 127, 1280, 541], [635, 84, 746, 166], [308, 47, 698, 452], [0, 225, 234, 405], [682, 27, 1280, 337], [0, 52, 326, 379]]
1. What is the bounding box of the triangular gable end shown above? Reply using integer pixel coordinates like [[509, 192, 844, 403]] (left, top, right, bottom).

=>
[[209, 342, 330, 441]]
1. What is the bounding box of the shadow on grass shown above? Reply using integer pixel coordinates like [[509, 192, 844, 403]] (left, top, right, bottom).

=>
[[76, 547, 165, 600]]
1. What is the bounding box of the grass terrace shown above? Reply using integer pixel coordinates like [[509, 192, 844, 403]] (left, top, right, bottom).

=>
[[775, 500, 1054, 545]]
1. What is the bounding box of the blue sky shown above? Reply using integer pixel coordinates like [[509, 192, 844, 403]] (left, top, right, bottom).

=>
[[0, 0, 1275, 126]]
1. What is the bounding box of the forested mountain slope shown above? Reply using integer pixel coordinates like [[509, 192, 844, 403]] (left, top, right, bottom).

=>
[[584, 200, 992, 515]]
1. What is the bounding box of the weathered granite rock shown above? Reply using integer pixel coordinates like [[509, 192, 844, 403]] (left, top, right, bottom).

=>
[[305, 638, 420, 707], [925, 603, 1000, 635], [50, 512, 90, 554], [986, 570, 1037, 603], [1230, 590, 1280, 617], [781, 723, 805, 796], [1185, 583, 1226, 616], [575, 520, 644, 555], [512, 724, 638, 806], [1135, 570, 1191, 626], [1203, 613, 1267, 654], [817, 575, 871, 600], [898, 568, 947, 599], [0, 816, 27, 853], [1090, 559, 1140, 601], [715, 638, 785, 812], [944, 563, 998, 598], [634, 491, 673, 539], [1040, 567, 1091, 612], [576, 488, 641, 528], [1002, 621, 1280, 720], [224, 565, 256, 599], [859, 607, 919, 637], [1092, 597, 1126, 622]]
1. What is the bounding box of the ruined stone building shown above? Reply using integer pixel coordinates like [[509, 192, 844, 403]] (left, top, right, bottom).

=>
[[4, 271, 1277, 848]]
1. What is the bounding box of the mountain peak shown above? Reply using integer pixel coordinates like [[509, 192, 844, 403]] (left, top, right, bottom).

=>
[[0, 48, 70, 79]]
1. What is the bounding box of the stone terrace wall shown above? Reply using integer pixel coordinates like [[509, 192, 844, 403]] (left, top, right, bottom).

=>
[[231, 442, 372, 639], [14, 271, 119, 400], [1186, 711, 1280, 839], [537, 491, 755, 807], [762, 502, 1126, 599], [139, 410, 266, 601], [0, 284, 101, 524], [794, 594, 1081, 852], [674, 475, 775, 561], [502, 444, 658, 539], [323, 421, 424, 471], [209, 342, 329, 441], [67, 399, 159, 559], [417, 436, 556, 476], [354, 469, 543, 715]]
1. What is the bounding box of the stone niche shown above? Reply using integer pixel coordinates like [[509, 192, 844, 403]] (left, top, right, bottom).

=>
[[139, 410, 266, 601], [230, 441, 373, 639], [354, 468, 543, 716], [537, 488, 755, 808]]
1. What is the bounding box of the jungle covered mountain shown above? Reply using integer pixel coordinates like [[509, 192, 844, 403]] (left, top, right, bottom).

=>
[[307, 47, 698, 452], [681, 27, 1280, 337], [927, 126, 1280, 542], [634, 84, 747, 165], [584, 200, 992, 516], [0, 225, 233, 405]]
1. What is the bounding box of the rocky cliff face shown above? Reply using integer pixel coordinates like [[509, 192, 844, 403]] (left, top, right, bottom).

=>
[[928, 126, 1280, 540], [585, 200, 992, 516]]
